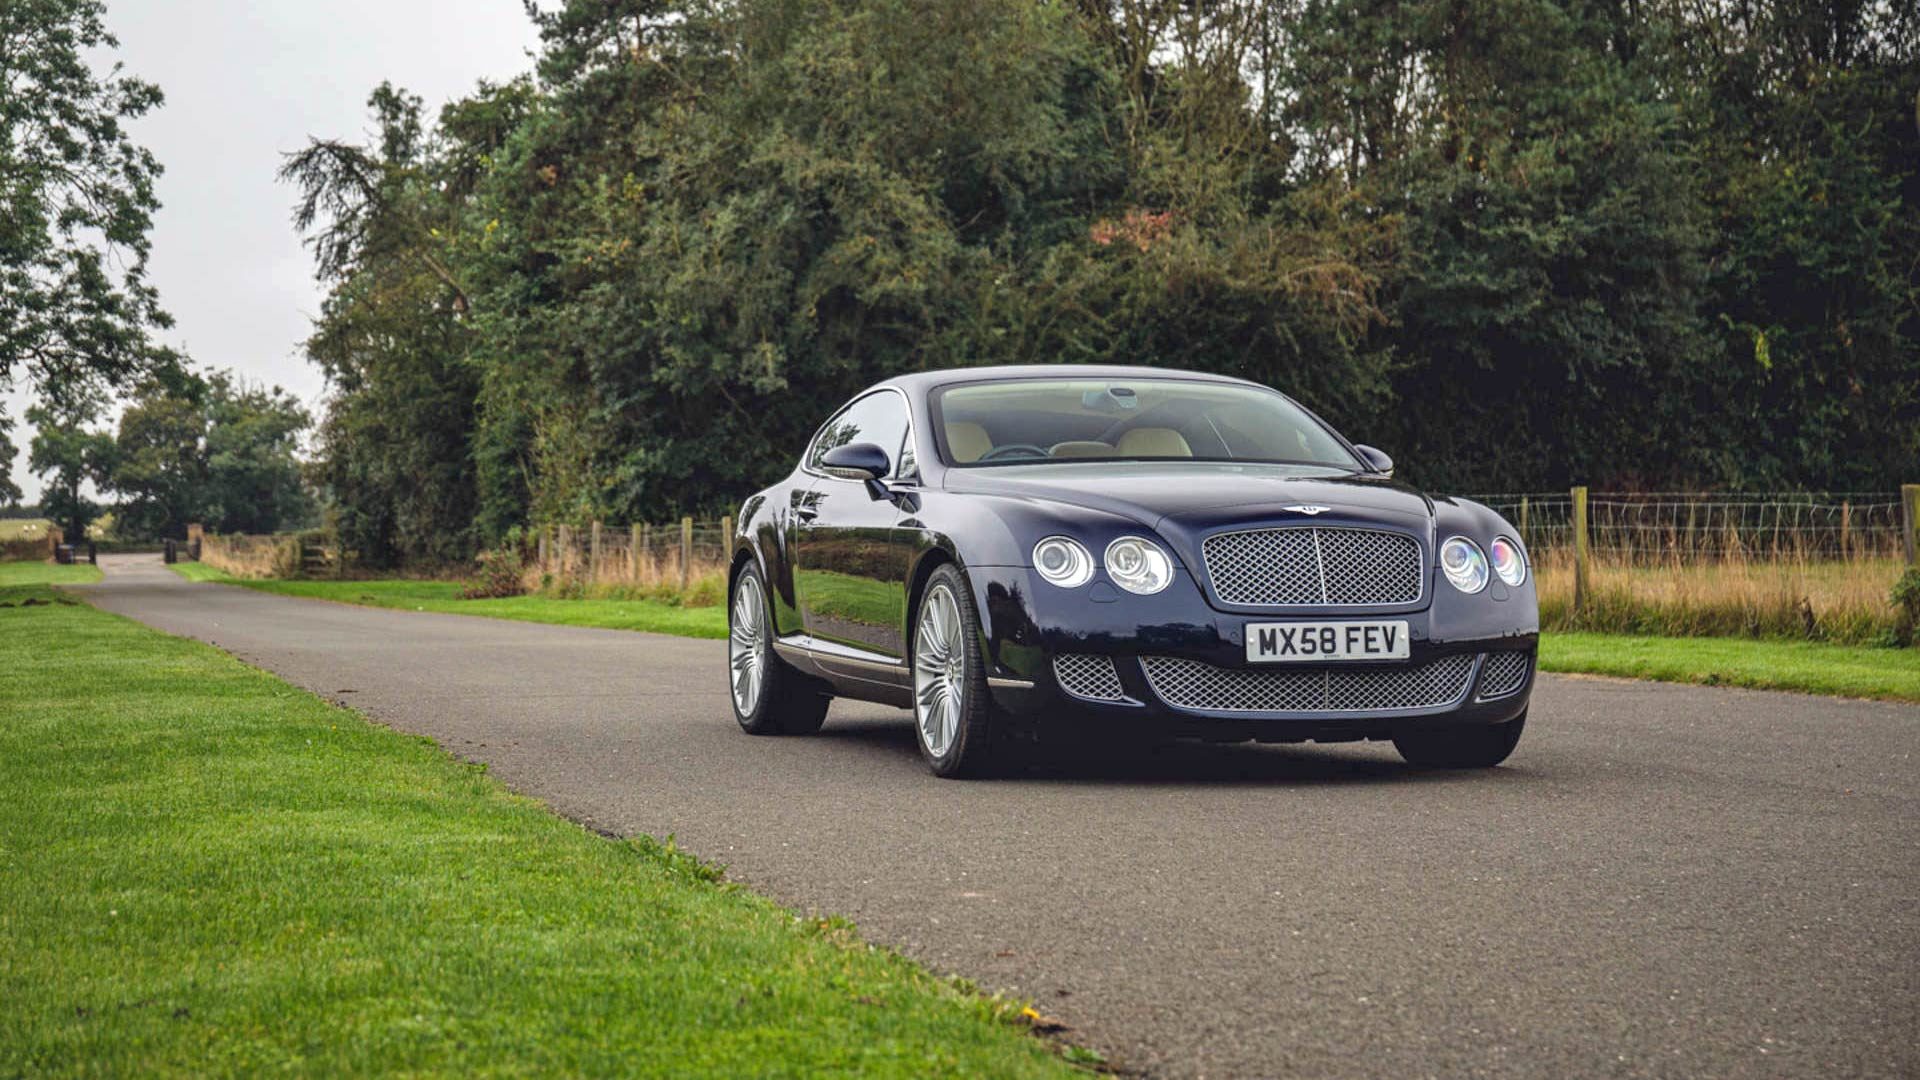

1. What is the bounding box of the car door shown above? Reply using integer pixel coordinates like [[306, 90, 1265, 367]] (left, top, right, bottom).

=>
[[792, 390, 915, 658]]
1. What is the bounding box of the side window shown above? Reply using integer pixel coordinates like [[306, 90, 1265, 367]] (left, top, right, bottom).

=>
[[806, 392, 911, 476]]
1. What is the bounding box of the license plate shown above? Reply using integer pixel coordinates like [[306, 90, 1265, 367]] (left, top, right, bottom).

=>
[[1245, 621, 1410, 663]]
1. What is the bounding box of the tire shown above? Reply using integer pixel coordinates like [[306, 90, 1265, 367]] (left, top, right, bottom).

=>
[[1393, 712, 1525, 769], [910, 564, 1001, 778], [728, 562, 830, 736]]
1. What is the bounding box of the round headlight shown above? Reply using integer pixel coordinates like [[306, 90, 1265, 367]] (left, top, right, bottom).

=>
[[1490, 535, 1526, 587], [1032, 536, 1093, 588], [1104, 536, 1173, 595], [1440, 536, 1489, 594]]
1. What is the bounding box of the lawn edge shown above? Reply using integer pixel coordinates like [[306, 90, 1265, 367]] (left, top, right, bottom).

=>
[[50, 580, 1111, 1073]]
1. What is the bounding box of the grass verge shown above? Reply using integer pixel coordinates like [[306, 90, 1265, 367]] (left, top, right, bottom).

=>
[[1538, 632, 1919, 702], [0, 584, 1081, 1077], [172, 564, 727, 639], [0, 559, 102, 585]]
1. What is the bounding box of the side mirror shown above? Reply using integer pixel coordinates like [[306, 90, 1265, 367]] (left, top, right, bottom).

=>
[[820, 442, 891, 483], [1352, 444, 1393, 477]]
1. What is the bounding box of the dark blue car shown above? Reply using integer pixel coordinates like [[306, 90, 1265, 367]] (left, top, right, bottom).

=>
[[728, 365, 1538, 777]]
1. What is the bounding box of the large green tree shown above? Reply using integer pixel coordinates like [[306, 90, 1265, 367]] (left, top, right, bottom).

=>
[[289, 0, 1919, 564], [0, 0, 175, 402], [107, 371, 313, 540], [27, 392, 111, 541]]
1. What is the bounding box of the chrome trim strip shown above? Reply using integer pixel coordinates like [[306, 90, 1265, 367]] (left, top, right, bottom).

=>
[[987, 676, 1036, 690]]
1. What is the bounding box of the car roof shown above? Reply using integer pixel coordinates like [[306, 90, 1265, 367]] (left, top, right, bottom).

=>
[[873, 365, 1263, 397]]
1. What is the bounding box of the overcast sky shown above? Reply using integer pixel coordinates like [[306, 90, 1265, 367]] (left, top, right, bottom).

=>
[[6, 0, 541, 503]]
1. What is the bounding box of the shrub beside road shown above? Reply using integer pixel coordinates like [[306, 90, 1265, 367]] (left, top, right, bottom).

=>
[[0, 585, 1082, 1077]]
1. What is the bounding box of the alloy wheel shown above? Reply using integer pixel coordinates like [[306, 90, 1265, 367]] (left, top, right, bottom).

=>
[[729, 573, 767, 716], [913, 583, 965, 758]]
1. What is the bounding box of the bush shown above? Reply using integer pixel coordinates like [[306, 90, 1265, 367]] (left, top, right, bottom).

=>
[[460, 547, 529, 600]]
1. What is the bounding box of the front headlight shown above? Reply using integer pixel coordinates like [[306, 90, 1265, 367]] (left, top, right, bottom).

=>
[[1032, 536, 1094, 587], [1440, 536, 1489, 594], [1490, 536, 1526, 587], [1104, 536, 1173, 595]]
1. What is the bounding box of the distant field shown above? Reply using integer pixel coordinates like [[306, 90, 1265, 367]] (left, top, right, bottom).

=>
[[0, 561, 101, 586], [0, 518, 55, 541]]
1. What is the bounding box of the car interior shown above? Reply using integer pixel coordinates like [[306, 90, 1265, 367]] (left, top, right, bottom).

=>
[[935, 380, 1356, 468]]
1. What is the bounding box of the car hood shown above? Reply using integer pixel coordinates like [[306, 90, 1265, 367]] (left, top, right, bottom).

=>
[[940, 462, 1436, 530]]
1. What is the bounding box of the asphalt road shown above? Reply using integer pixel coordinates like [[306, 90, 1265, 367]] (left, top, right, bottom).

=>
[[82, 555, 1918, 1079]]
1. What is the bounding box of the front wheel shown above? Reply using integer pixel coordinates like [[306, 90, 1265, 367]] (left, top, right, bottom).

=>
[[911, 565, 1000, 778], [729, 563, 830, 735], [1393, 712, 1525, 769]]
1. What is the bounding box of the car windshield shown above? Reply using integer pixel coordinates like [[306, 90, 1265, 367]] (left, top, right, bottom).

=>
[[933, 378, 1362, 470]]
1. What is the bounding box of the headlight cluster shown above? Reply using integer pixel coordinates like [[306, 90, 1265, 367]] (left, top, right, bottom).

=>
[[1031, 535, 1173, 595], [1441, 535, 1526, 593], [1489, 536, 1527, 586], [1104, 537, 1172, 595], [1032, 536, 1093, 588], [1439, 537, 1488, 593]]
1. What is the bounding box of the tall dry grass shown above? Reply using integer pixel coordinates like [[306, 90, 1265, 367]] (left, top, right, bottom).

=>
[[520, 526, 731, 607], [1537, 551, 1910, 645], [199, 534, 297, 580]]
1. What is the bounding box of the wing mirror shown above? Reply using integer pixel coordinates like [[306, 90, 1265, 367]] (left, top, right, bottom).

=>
[[820, 442, 893, 498], [1352, 444, 1394, 477]]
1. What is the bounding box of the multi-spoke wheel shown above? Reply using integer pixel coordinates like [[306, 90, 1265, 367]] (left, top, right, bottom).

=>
[[727, 562, 830, 736], [910, 564, 998, 777]]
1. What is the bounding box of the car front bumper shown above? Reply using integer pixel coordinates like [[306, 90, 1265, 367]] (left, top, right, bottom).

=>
[[969, 564, 1538, 738]]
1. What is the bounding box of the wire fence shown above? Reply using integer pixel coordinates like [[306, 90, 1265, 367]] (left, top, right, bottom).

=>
[[1470, 491, 1912, 565], [532, 519, 733, 591]]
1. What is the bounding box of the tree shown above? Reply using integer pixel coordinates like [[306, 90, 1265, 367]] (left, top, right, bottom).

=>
[[0, 0, 175, 402], [0, 413, 22, 506], [27, 392, 111, 540], [106, 371, 313, 540]]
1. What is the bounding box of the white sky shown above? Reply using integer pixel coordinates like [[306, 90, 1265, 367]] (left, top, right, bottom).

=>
[[5, 0, 541, 503]]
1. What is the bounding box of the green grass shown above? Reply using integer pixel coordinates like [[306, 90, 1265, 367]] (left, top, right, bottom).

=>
[[0, 584, 1080, 1077], [1539, 632, 1919, 702], [172, 565, 727, 639], [0, 559, 102, 585]]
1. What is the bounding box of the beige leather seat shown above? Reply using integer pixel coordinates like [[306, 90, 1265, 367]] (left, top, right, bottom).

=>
[[1117, 427, 1193, 457], [946, 421, 993, 463], [1049, 440, 1116, 459]]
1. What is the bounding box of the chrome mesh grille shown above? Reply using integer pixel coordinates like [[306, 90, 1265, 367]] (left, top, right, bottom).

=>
[[1477, 650, 1531, 699], [1201, 527, 1422, 606], [1053, 653, 1126, 702], [1142, 654, 1475, 714]]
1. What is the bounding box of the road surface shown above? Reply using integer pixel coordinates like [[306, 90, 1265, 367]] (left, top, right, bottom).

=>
[[82, 555, 1919, 1078]]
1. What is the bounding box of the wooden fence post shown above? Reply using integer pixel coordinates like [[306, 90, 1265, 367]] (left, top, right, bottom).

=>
[[630, 524, 644, 577], [1902, 484, 1920, 568], [1517, 496, 1529, 552], [538, 526, 550, 568], [589, 521, 603, 581], [721, 514, 732, 548], [557, 524, 573, 577], [679, 516, 694, 593], [1571, 486, 1590, 614]]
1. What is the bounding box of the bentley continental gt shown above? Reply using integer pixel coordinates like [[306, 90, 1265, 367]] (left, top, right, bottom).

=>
[[726, 366, 1538, 777]]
